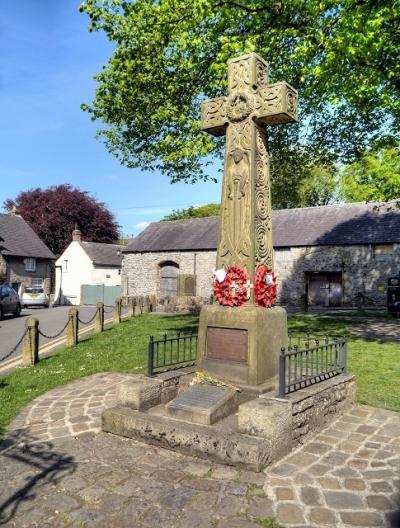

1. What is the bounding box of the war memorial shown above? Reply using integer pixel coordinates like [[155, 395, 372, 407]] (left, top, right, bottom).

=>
[[102, 53, 355, 470]]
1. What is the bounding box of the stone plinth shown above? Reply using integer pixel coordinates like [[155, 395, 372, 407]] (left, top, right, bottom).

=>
[[197, 304, 287, 389], [166, 384, 238, 425], [116, 377, 163, 411]]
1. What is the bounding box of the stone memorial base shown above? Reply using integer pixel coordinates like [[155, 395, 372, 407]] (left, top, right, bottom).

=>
[[102, 371, 355, 471], [196, 304, 287, 391]]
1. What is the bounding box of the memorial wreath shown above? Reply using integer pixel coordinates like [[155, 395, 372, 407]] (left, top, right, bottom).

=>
[[254, 265, 278, 307], [214, 265, 249, 307]]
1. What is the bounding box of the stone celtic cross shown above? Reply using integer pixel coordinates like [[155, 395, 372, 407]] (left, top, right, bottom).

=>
[[201, 53, 297, 303]]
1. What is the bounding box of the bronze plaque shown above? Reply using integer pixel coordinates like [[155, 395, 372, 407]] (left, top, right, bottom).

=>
[[206, 327, 248, 363]]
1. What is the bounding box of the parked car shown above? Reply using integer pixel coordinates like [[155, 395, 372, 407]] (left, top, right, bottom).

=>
[[0, 285, 21, 319], [21, 287, 50, 308]]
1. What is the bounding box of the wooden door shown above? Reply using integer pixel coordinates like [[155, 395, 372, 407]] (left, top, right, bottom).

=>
[[160, 262, 179, 298], [308, 275, 329, 307]]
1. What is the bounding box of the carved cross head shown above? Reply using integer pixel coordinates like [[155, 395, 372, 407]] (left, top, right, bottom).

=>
[[201, 53, 298, 136]]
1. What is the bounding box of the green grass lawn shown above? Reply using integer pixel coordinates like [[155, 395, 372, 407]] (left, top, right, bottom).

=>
[[0, 312, 398, 440]]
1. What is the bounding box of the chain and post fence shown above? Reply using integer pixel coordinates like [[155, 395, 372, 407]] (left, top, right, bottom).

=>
[[0, 295, 157, 369]]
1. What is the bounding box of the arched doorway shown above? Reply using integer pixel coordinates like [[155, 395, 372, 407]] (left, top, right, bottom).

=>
[[159, 261, 179, 298]]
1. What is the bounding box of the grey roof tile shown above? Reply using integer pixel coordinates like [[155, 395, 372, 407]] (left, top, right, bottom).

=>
[[124, 201, 400, 253], [80, 241, 123, 266], [0, 214, 55, 259]]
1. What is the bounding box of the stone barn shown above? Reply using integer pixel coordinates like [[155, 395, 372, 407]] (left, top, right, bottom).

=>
[[122, 201, 400, 309]]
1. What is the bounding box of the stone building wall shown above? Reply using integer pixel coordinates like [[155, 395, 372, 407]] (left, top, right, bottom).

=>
[[123, 251, 216, 300], [123, 243, 399, 307], [5, 257, 52, 292]]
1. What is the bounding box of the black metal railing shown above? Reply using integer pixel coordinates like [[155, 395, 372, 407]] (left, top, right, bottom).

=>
[[147, 331, 198, 376], [279, 335, 347, 397]]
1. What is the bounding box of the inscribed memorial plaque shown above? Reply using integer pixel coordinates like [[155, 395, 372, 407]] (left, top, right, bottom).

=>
[[206, 327, 248, 362]]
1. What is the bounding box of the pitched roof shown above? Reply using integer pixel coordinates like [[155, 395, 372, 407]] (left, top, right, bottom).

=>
[[124, 201, 400, 252], [80, 241, 123, 266], [0, 214, 55, 259]]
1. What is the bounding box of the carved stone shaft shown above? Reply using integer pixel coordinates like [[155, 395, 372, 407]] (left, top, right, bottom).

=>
[[201, 52, 298, 304]]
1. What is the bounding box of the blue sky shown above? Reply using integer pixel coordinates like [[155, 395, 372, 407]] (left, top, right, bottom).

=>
[[0, 1, 221, 237]]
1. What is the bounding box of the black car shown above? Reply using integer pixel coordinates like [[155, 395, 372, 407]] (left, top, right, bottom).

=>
[[0, 285, 21, 319]]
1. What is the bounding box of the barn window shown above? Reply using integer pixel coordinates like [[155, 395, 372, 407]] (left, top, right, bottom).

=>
[[159, 261, 179, 298], [373, 244, 393, 261]]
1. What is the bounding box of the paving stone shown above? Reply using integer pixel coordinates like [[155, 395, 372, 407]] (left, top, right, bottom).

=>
[[81, 484, 108, 503], [374, 449, 393, 460], [211, 466, 238, 480], [270, 463, 297, 476], [308, 463, 330, 476], [362, 469, 393, 479], [370, 480, 393, 493], [344, 478, 366, 491], [366, 494, 393, 510], [320, 450, 350, 466], [275, 486, 295, 500], [302, 442, 331, 455], [239, 471, 265, 486], [309, 507, 337, 526], [349, 458, 369, 469], [324, 490, 364, 509], [187, 490, 217, 511], [215, 495, 248, 517], [365, 442, 381, 449], [180, 478, 222, 492], [331, 466, 360, 478], [356, 425, 377, 435], [295, 472, 316, 485], [318, 477, 341, 490], [41, 493, 80, 512], [222, 482, 248, 497], [219, 519, 259, 528], [300, 486, 322, 506], [285, 451, 319, 467], [183, 462, 212, 477], [247, 496, 274, 517], [339, 511, 383, 526], [276, 503, 305, 524]]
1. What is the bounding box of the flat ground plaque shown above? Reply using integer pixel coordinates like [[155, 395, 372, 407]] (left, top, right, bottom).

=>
[[206, 327, 248, 362], [166, 384, 238, 425]]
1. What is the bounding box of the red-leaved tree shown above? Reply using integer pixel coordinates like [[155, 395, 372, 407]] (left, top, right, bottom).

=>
[[4, 184, 120, 255]]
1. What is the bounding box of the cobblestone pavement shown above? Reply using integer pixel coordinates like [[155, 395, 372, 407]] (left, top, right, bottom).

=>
[[5, 373, 136, 442], [0, 374, 399, 528]]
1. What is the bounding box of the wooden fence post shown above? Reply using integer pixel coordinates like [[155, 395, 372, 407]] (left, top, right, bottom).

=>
[[22, 316, 39, 366], [114, 297, 122, 324], [95, 302, 104, 333], [66, 307, 79, 346], [127, 297, 136, 318]]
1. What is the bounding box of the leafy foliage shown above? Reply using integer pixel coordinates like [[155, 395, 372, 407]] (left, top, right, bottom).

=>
[[162, 203, 220, 220], [80, 0, 399, 186], [4, 184, 120, 255], [341, 148, 400, 203]]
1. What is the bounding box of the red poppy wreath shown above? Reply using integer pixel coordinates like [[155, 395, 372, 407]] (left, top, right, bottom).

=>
[[214, 266, 249, 307], [254, 265, 278, 307]]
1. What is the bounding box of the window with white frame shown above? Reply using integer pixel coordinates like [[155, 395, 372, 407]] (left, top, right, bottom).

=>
[[31, 278, 43, 287], [25, 258, 36, 272]]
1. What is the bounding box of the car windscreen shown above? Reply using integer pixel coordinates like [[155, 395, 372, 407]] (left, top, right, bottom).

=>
[[25, 288, 44, 294]]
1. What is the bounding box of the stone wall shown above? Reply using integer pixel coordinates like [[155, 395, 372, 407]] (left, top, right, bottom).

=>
[[287, 374, 356, 444], [123, 243, 399, 307], [123, 251, 216, 301], [5, 257, 52, 292], [276, 244, 400, 307]]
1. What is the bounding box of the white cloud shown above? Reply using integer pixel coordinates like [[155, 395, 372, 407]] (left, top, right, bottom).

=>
[[136, 221, 150, 230]]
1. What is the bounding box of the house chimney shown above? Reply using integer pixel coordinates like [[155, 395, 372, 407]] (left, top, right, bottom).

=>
[[10, 205, 21, 216], [72, 224, 82, 242]]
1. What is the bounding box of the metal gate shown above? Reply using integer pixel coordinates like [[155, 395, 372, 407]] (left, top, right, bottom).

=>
[[307, 273, 343, 307], [81, 285, 122, 306]]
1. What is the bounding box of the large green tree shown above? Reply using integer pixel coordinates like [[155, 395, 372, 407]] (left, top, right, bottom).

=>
[[80, 0, 399, 190], [341, 147, 400, 202], [162, 203, 220, 221]]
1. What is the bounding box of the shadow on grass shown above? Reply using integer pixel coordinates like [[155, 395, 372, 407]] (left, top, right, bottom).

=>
[[0, 430, 76, 525]]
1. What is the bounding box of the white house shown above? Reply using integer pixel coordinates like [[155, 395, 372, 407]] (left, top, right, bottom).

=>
[[55, 227, 123, 306]]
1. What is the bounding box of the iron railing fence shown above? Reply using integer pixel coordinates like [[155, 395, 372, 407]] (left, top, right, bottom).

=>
[[279, 334, 347, 398], [147, 332, 198, 377]]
